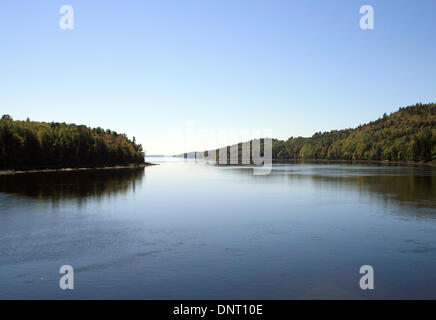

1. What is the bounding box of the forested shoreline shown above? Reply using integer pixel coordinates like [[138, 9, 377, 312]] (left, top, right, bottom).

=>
[[274, 103, 436, 162], [182, 103, 436, 164], [0, 116, 145, 169], [2, 102, 435, 170]]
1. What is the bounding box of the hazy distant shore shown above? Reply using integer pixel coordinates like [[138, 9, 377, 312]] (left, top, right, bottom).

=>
[[0, 162, 157, 175]]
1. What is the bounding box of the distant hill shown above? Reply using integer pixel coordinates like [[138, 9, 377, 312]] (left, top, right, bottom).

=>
[[0, 116, 145, 169], [275, 102, 435, 162], [183, 103, 436, 164]]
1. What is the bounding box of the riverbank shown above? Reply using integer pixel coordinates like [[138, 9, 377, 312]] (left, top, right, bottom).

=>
[[213, 158, 436, 167], [273, 158, 436, 167], [0, 162, 157, 175]]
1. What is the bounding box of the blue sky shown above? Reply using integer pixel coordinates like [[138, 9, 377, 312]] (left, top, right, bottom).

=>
[[1, 0, 435, 154]]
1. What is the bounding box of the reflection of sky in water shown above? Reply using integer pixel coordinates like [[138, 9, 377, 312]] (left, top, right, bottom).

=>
[[0, 158, 435, 299]]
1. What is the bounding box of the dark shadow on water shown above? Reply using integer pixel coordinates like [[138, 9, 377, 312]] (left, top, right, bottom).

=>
[[0, 168, 145, 203], [220, 163, 436, 212]]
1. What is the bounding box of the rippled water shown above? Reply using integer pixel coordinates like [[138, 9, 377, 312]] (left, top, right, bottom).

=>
[[0, 158, 435, 299]]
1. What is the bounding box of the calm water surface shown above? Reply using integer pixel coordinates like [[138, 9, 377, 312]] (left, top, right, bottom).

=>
[[0, 158, 435, 299]]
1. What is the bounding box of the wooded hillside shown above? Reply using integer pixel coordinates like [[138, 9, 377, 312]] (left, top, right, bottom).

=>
[[0, 116, 144, 169], [275, 103, 436, 162]]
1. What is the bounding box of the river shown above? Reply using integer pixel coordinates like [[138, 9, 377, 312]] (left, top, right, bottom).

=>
[[0, 157, 435, 299]]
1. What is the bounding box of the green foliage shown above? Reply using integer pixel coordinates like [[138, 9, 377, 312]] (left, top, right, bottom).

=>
[[0, 118, 144, 168], [1, 115, 13, 121], [274, 103, 436, 162]]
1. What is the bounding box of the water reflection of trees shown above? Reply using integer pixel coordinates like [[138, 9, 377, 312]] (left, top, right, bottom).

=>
[[222, 164, 436, 211], [306, 172, 436, 211], [0, 168, 145, 203]]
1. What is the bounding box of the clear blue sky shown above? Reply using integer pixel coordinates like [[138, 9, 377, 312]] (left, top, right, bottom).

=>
[[1, 0, 435, 154]]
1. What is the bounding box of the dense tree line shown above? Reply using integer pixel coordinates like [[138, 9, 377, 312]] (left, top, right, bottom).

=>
[[275, 103, 436, 162], [0, 116, 144, 169], [187, 103, 436, 164]]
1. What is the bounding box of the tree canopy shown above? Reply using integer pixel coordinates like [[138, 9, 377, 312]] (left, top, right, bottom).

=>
[[275, 103, 436, 162], [185, 102, 436, 164], [0, 117, 144, 169]]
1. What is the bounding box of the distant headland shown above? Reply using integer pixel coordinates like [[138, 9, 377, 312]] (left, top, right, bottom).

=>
[[176, 102, 436, 166]]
